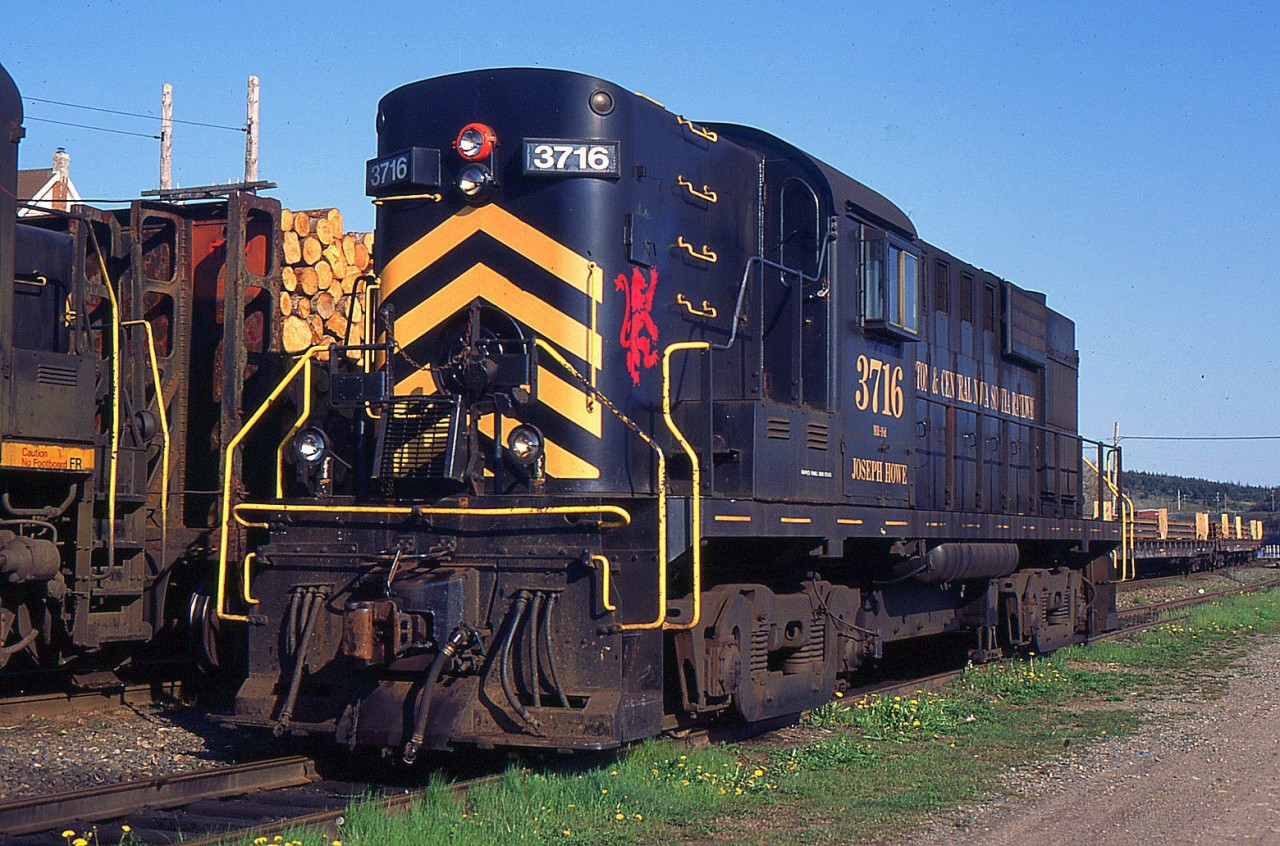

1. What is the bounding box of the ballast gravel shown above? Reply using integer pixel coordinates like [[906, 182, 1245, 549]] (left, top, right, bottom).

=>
[[1115, 566, 1278, 612], [0, 701, 278, 801]]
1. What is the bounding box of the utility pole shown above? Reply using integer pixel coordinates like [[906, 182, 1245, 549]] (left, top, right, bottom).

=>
[[160, 83, 173, 190], [244, 75, 259, 183]]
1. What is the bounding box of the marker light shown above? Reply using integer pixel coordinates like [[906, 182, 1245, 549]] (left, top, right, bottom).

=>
[[589, 90, 614, 116], [507, 425, 544, 466], [454, 122, 497, 160], [457, 164, 495, 202]]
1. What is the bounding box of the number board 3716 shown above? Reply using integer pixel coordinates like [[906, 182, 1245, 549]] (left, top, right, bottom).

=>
[[523, 139, 620, 177]]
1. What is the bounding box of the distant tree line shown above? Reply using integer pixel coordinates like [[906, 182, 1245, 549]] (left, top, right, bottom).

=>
[[1121, 470, 1279, 540]]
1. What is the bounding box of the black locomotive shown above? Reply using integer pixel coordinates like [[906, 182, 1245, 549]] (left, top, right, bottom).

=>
[[223, 69, 1122, 756], [0, 62, 1125, 756]]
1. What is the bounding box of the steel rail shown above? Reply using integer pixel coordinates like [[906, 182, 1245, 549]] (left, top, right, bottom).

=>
[[0, 756, 318, 836], [174, 774, 505, 846], [0, 682, 175, 720]]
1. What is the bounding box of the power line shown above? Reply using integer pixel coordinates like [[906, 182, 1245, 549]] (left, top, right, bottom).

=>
[[23, 96, 245, 132], [25, 115, 159, 139], [1121, 435, 1280, 441]]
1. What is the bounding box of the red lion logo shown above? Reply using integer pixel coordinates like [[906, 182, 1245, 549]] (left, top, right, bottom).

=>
[[616, 267, 660, 385]]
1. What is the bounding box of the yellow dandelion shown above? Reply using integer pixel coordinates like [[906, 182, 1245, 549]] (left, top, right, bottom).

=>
[[634, 813, 643, 820], [834, 691, 844, 698], [681, 779, 690, 786], [73, 840, 88, 846], [679, 754, 687, 760], [601, 788, 608, 795], [615, 812, 625, 820], [562, 830, 571, 837], [62, 833, 76, 840], [332, 841, 342, 846], [752, 768, 764, 777]]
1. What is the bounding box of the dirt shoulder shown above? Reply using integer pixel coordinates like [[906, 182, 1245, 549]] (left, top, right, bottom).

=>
[[902, 637, 1280, 846]]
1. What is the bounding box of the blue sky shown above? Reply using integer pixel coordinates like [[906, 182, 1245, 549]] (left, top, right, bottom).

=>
[[4, 1, 1277, 485]]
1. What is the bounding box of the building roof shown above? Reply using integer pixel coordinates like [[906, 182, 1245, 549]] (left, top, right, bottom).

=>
[[17, 149, 81, 216], [17, 167, 51, 200]]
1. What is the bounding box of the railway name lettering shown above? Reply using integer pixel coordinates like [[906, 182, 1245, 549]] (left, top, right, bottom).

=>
[[851, 457, 909, 485], [913, 362, 1036, 422]]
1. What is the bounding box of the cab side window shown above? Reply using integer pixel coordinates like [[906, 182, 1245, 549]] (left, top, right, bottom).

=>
[[861, 229, 919, 339]]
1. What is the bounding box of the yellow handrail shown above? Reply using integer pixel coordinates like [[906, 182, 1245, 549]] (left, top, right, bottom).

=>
[[275, 354, 316, 498], [591, 554, 617, 612], [363, 280, 381, 374], [121, 320, 170, 575], [533, 337, 668, 630], [233, 501, 631, 528], [216, 345, 326, 622], [1083, 455, 1135, 581], [89, 237, 121, 573], [241, 552, 260, 606], [661, 341, 709, 631], [224, 498, 632, 621], [363, 280, 382, 420]]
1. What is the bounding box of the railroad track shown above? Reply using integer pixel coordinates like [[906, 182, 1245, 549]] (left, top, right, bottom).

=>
[[1112, 574, 1280, 631], [1116, 564, 1269, 595], [0, 682, 179, 722], [8, 574, 1279, 845], [0, 755, 397, 845]]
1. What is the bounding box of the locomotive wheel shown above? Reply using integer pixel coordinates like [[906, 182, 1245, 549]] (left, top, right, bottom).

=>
[[186, 591, 223, 671]]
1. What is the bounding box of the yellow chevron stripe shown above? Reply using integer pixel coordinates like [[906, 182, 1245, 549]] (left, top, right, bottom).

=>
[[532, 365, 601, 437], [394, 364, 601, 438], [478, 414, 599, 480], [382, 204, 603, 303], [395, 263, 602, 370], [396, 368, 438, 396]]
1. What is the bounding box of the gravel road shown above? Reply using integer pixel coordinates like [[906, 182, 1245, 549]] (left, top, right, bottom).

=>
[[904, 636, 1280, 845]]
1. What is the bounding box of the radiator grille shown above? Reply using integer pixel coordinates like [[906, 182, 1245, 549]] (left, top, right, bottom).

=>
[[765, 417, 790, 440], [36, 364, 78, 387], [805, 420, 829, 450], [373, 398, 462, 482]]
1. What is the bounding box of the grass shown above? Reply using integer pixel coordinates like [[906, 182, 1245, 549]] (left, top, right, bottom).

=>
[[220, 587, 1280, 846]]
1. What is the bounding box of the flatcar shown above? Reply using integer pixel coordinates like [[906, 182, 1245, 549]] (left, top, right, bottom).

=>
[[210, 68, 1124, 757], [1131, 509, 1263, 576]]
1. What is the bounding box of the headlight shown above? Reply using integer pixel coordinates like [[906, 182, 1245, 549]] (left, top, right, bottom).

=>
[[457, 164, 495, 202], [454, 122, 496, 160], [506, 425, 544, 466], [293, 428, 329, 464]]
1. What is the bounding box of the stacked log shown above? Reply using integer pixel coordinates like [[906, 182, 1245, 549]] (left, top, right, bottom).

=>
[[277, 207, 376, 359]]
